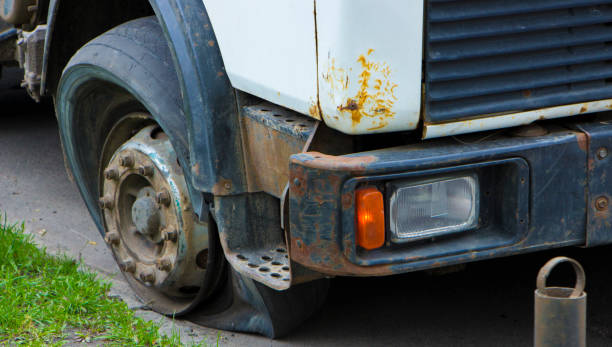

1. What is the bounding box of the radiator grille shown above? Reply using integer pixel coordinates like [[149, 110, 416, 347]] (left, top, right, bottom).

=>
[[425, 0, 612, 123]]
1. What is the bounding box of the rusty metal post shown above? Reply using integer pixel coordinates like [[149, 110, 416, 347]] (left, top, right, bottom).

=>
[[534, 257, 586, 347]]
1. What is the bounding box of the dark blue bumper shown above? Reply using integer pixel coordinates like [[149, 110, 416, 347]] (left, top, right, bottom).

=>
[[288, 116, 612, 276]]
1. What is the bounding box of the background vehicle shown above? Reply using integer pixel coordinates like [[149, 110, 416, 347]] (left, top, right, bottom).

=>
[[2, 0, 612, 338]]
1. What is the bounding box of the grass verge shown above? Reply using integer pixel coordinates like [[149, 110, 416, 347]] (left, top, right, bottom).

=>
[[0, 220, 204, 346]]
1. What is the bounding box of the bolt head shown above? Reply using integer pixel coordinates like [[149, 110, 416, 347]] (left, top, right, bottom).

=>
[[104, 232, 120, 246], [119, 154, 134, 167], [138, 166, 154, 177], [224, 182, 231, 190], [156, 257, 173, 272], [156, 190, 171, 206], [139, 270, 155, 283], [119, 259, 136, 273], [596, 197, 609, 211], [98, 197, 113, 210], [598, 147, 609, 160], [104, 169, 119, 180], [162, 229, 178, 242]]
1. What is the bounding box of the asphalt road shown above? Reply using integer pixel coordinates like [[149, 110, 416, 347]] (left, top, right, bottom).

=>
[[3, 76, 612, 346]]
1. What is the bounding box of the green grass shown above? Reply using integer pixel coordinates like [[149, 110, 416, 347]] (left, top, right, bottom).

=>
[[0, 220, 206, 346]]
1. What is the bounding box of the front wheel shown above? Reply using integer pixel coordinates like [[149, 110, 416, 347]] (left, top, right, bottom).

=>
[[55, 16, 327, 337]]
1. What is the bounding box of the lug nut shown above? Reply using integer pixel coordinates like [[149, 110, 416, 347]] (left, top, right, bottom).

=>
[[162, 229, 178, 242], [104, 169, 119, 180], [139, 270, 155, 283], [138, 165, 154, 177], [119, 154, 134, 167], [596, 196, 609, 211], [98, 196, 114, 210], [156, 257, 173, 272], [104, 232, 120, 246], [119, 258, 136, 273], [156, 190, 171, 207]]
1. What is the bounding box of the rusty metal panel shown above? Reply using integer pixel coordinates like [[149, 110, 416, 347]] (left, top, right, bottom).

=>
[[289, 126, 588, 276], [573, 115, 612, 246], [240, 104, 317, 198]]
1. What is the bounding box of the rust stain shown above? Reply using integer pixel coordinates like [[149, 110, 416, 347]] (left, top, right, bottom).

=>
[[192, 163, 200, 175], [523, 90, 532, 98], [575, 133, 588, 153], [325, 50, 398, 128], [323, 58, 349, 92], [212, 178, 232, 195], [341, 191, 353, 210], [588, 158, 595, 171], [309, 101, 322, 120], [367, 121, 388, 131], [207, 40, 215, 47], [580, 105, 588, 113], [294, 152, 377, 173]]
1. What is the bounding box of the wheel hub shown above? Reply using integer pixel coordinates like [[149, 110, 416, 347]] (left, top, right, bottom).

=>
[[100, 125, 209, 308], [131, 188, 161, 238]]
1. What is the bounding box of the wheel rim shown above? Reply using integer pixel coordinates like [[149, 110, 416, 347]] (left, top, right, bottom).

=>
[[100, 123, 210, 314]]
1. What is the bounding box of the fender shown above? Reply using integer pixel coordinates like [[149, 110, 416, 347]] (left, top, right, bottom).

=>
[[42, 0, 247, 200], [146, 0, 248, 197]]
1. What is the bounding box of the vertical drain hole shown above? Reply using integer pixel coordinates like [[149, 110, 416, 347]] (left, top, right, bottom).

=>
[[196, 249, 209, 269]]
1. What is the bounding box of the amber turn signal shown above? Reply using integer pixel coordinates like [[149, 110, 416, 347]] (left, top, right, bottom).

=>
[[355, 187, 385, 250]]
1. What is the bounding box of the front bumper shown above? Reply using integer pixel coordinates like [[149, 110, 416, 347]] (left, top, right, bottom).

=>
[[288, 116, 612, 277]]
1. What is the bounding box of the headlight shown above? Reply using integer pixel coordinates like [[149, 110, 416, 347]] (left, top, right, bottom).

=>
[[388, 174, 479, 242]]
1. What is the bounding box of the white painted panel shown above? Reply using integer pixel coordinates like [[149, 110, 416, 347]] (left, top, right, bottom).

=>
[[203, 0, 319, 118], [316, 0, 423, 134], [423, 99, 612, 139]]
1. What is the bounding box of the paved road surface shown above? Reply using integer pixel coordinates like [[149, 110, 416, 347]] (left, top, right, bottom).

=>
[[2, 78, 612, 346]]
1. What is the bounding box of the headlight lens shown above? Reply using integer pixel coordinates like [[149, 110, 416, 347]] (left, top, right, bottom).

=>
[[388, 175, 479, 242]]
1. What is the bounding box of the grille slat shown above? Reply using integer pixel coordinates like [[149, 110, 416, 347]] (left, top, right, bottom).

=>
[[429, 25, 612, 62], [429, 0, 612, 22], [428, 44, 612, 82], [430, 62, 612, 101], [429, 6, 612, 42], [429, 81, 612, 120], [426, 0, 612, 123]]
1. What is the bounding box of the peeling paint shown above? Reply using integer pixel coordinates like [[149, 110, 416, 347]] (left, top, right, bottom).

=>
[[324, 50, 398, 130], [309, 101, 322, 120]]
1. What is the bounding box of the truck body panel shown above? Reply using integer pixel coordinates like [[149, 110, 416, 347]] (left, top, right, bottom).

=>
[[203, 0, 319, 119], [203, 0, 423, 135]]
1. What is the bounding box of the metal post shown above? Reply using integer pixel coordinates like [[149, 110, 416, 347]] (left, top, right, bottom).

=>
[[534, 256, 586, 347]]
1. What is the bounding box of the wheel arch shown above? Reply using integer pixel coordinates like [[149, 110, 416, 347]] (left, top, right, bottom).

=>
[[44, 0, 246, 199]]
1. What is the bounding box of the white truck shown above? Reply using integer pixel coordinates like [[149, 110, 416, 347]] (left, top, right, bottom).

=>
[[1, 0, 610, 338]]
